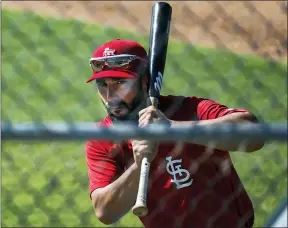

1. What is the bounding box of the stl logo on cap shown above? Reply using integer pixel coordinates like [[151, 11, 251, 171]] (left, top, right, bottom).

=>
[[103, 48, 116, 57]]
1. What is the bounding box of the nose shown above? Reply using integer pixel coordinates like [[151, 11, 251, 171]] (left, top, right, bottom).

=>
[[106, 85, 117, 102]]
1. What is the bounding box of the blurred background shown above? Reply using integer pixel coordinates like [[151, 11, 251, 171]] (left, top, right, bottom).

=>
[[2, 1, 287, 227]]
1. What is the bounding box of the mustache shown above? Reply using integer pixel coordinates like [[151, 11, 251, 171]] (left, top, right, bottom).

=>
[[104, 100, 131, 110]]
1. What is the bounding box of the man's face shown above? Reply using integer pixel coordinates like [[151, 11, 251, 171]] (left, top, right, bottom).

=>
[[96, 77, 146, 121]]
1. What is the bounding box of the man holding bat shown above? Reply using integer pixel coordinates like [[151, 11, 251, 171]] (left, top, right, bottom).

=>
[[85, 38, 265, 228]]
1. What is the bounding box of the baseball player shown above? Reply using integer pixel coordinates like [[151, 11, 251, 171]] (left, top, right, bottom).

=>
[[85, 39, 265, 228]]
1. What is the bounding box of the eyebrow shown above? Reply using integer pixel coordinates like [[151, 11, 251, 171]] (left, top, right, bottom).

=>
[[96, 78, 127, 83], [96, 78, 127, 82], [111, 78, 127, 81]]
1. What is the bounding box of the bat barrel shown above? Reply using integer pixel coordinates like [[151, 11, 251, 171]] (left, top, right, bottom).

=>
[[148, 2, 172, 99]]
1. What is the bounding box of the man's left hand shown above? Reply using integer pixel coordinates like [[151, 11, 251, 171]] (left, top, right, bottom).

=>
[[138, 106, 171, 127]]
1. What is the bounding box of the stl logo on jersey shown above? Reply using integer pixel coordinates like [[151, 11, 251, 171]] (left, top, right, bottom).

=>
[[166, 156, 193, 189]]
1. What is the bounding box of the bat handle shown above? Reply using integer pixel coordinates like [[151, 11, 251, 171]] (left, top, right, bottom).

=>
[[132, 96, 159, 216], [132, 157, 151, 216]]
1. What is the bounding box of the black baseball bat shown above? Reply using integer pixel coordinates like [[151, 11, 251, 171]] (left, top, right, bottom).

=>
[[132, 1, 172, 217]]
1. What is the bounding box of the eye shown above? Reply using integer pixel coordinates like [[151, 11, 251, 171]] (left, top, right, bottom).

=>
[[116, 80, 125, 85], [96, 81, 107, 87]]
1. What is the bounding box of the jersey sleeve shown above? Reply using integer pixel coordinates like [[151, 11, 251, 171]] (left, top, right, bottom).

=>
[[85, 139, 124, 197], [197, 99, 251, 120]]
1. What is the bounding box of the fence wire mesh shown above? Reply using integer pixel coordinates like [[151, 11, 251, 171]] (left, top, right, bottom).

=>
[[1, 1, 287, 228]]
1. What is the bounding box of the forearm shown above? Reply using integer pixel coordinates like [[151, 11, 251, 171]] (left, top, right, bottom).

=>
[[93, 163, 140, 224], [171, 112, 265, 152]]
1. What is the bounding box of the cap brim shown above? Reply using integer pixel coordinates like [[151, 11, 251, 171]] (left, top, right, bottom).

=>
[[86, 70, 138, 83]]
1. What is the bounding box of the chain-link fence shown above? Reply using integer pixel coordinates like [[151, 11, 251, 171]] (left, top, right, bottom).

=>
[[2, 1, 287, 227]]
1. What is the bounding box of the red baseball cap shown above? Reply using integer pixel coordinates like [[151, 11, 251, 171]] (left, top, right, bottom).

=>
[[86, 39, 148, 83]]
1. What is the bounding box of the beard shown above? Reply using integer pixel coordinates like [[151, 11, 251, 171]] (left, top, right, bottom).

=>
[[103, 81, 146, 123]]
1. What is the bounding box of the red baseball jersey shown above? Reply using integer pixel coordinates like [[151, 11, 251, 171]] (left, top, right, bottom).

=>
[[85, 95, 255, 228]]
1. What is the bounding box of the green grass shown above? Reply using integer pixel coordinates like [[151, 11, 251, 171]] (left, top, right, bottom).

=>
[[2, 9, 287, 227]]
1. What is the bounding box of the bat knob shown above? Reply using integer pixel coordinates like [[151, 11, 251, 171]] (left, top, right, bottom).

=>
[[132, 204, 148, 217]]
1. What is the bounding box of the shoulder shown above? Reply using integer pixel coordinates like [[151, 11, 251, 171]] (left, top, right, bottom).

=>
[[160, 95, 208, 104], [85, 116, 113, 156], [159, 95, 208, 110], [158, 95, 207, 120], [98, 116, 113, 127]]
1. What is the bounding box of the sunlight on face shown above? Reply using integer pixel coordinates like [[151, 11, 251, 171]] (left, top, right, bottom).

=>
[[96, 77, 139, 117]]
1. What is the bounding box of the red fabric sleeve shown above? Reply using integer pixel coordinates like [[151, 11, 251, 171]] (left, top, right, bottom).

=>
[[85, 140, 124, 197], [196, 98, 255, 226], [197, 99, 251, 120]]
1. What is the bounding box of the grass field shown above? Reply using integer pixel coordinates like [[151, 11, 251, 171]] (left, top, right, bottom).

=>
[[2, 9, 287, 227]]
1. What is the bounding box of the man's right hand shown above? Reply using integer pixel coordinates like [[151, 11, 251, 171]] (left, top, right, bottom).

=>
[[131, 140, 158, 167]]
